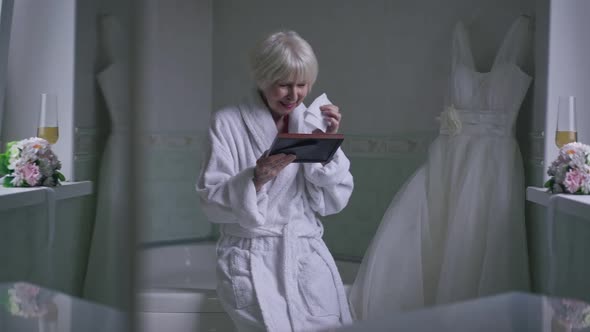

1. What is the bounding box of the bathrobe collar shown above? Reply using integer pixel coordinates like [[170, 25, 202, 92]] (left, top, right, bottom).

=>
[[239, 90, 308, 207], [238, 89, 307, 153]]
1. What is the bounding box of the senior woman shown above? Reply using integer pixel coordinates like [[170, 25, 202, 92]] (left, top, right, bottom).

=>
[[197, 30, 354, 332]]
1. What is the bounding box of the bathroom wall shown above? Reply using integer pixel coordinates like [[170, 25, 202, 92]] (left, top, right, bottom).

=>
[[212, 0, 534, 134], [0, 0, 13, 148], [544, 0, 590, 168], [2, 0, 76, 180], [134, 0, 213, 243]]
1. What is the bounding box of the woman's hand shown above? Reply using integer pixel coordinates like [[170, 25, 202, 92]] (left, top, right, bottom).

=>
[[320, 104, 342, 134], [253, 153, 297, 192]]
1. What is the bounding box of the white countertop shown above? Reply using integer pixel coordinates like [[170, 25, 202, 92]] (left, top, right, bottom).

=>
[[0, 181, 93, 211], [526, 186, 590, 220]]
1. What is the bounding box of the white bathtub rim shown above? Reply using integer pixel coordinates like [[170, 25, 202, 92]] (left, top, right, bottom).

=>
[[137, 284, 353, 314], [137, 242, 359, 314], [137, 287, 225, 313]]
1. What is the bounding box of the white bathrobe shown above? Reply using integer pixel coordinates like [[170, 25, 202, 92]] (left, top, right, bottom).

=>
[[197, 91, 354, 332]]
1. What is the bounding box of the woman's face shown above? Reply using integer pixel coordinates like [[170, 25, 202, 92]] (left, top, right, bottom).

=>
[[261, 78, 309, 120]]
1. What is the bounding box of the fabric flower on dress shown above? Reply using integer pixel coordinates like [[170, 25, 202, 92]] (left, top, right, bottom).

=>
[[438, 104, 462, 135]]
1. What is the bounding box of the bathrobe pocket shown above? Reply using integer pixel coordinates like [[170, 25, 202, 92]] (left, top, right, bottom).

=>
[[228, 248, 256, 309], [298, 252, 340, 317]]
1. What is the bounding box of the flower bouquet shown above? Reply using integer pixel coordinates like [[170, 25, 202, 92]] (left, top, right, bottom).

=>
[[0, 137, 65, 187], [545, 142, 590, 194], [2, 283, 52, 318]]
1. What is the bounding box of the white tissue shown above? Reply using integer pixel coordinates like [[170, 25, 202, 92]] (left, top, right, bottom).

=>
[[304, 93, 332, 132]]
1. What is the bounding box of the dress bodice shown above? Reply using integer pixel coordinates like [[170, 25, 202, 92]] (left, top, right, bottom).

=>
[[441, 16, 532, 136]]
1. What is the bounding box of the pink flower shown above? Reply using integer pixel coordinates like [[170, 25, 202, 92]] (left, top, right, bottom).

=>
[[564, 169, 587, 193], [19, 163, 42, 186], [14, 282, 40, 299]]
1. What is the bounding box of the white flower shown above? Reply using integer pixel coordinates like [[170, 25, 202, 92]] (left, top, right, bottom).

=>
[[7, 144, 21, 170], [554, 164, 568, 184], [439, 104, 462, 135], [582, 166, 590, 194], [565, 144, 589, 167], [10, 170, 24, 187]]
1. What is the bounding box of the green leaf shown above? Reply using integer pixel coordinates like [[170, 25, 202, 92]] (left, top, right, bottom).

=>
[[0, 154, 8, 176], [3, 176, 14, 187], [544, 178, 554, 189], [56, 172, 65, 181]]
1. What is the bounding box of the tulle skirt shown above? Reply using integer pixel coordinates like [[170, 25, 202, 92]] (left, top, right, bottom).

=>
[[349, 134, 530, 320]]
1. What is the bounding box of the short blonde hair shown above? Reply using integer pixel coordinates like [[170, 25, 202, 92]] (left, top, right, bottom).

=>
[[250, 31, 318, 90]]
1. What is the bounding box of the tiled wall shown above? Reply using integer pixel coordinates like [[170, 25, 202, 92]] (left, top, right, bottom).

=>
[[137, 131, 436, 258], [138, 130, 561, 274], [137, 132, 211, 243]]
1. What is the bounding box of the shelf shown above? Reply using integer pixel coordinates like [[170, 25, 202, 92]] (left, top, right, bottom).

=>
[[526, 186, 590, 220], [0, 181, 93, 211]]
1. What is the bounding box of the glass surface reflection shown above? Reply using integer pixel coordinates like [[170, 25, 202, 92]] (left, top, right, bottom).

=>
[[336, 292, 590, 332], [0, 282, 127, 332], [547, 297, 590, 332]]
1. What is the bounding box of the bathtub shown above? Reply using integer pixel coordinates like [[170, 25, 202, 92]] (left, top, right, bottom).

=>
[[136, 241, 359, 332]]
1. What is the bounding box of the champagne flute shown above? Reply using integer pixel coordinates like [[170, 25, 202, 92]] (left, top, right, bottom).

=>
[[555, 95, 577, 148], [37, 93, 59, 144]]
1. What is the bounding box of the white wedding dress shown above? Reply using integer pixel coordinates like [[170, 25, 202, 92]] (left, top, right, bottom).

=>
[[349, 16, 532, 320]]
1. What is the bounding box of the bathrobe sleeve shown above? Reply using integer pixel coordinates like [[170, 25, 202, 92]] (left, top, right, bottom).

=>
[[196, 112, 270, 228], [303, 148, 354, 216]]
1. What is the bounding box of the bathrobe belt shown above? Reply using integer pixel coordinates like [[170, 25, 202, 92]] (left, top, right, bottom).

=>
[[224, 223, 352, 331]]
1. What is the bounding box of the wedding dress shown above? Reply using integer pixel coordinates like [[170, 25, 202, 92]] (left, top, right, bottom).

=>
[[83, 16, 131, 309], [349, 16, 532, 320]]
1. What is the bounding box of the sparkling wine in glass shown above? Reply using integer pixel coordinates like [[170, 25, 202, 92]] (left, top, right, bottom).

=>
[[37, 93, 59, 144], [555, 95, 577, 148]]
